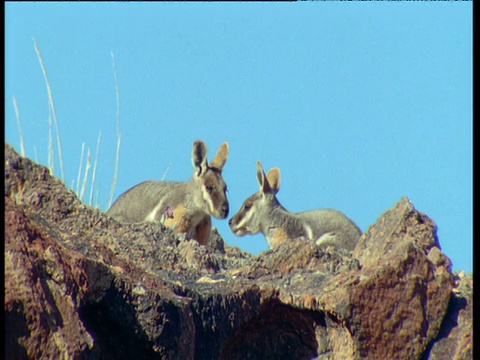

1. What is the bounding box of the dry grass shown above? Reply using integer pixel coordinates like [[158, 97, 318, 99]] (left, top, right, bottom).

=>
[[34, 39, 65, 181], [12, 96, 26, 157], [76, 143, 86, 195], [108, 51, 122, 209], [89, 131, 102, 207], [12, 42, 130, 211], [80, 148, 92, 201]]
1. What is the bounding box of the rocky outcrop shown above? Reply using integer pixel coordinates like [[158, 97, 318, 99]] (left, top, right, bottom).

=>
[[425, 271, 473, 359], [4, 143, 472, 359]]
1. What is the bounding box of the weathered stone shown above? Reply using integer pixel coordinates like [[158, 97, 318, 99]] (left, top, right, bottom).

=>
[[5, 197, 99, 359], [4, 143, 471, 359], [424, 271, 473, 360]]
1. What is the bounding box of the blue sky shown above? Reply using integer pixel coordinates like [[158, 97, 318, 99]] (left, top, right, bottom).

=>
[[5, 3, 472, 273]]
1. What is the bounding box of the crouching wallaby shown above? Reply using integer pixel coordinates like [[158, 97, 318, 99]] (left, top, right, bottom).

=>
[[229, 161, 361, 251], [107, 140, 230, 246]]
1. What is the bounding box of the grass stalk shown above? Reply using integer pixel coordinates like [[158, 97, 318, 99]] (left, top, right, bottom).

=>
[[89, 131, 102, 207], [12, 96, 26, 157], [80, 148, 92, 201], [48, 113, 54, 175], [76, 143, 86, 195], [161, 163, 171, 181], [108, 51, 122, 209], [34, 39, 65, 181]]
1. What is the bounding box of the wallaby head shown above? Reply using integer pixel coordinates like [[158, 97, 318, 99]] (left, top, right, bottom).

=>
[[229, 161, 282, 237], [190, 140, 230, 219]]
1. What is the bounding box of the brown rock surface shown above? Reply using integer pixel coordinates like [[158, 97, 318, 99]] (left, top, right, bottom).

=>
[[424, 271, 473, 360], [4, 143, 472, 359]]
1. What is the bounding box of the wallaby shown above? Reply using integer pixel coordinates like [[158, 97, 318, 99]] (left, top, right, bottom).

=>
[[229, 161, 361, 251], [107, 140, 229, 246]]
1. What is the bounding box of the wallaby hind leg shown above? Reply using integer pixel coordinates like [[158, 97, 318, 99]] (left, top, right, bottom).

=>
[[315, 231, 356, 252]]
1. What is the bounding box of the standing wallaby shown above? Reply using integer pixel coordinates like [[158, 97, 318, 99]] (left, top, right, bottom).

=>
[[107, 140, 229, 246], [229, 161, 361, 251]]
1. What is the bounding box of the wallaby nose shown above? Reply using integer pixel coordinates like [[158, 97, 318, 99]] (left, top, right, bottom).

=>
[[228, 218, 232, 226], [222, 204, 229, 218]]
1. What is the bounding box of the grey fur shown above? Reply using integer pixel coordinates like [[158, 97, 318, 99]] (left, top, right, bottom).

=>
[[106, 141, 229, 246], [229, 161, 361, 251]]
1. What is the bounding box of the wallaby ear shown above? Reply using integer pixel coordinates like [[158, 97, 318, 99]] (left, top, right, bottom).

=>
[[192, 140, 208, 176], [267, 168, 281, 195], [256, 161, 272, 194], [210, 142, 229, 171]]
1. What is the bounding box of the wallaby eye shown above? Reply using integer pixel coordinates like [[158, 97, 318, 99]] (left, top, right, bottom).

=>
[[206, 185, 214, 193], [244, 202, 252, 211]]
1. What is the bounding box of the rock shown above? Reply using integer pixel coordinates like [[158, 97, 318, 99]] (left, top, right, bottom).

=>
[[424, 271, 473, 360], [4, 143, 471, 359], [5, 196, 101, 359]]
